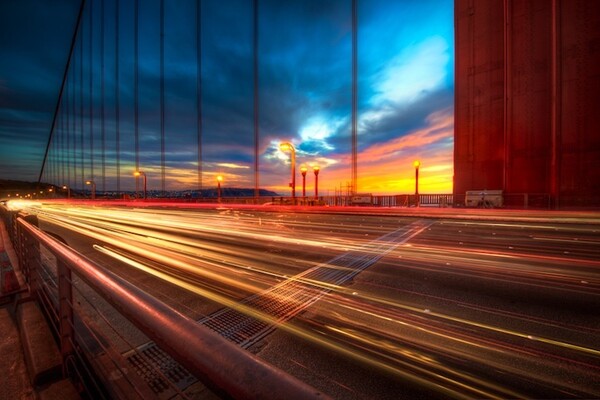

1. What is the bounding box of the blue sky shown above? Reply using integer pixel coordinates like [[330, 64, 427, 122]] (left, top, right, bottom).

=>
[[0, 0, 454, 194]]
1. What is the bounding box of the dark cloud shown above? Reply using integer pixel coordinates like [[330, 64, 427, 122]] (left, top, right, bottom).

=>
[[1, 0, 454, 192], [0, 0, 80, 180]]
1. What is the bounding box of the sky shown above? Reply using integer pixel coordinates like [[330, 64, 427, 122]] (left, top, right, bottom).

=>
[[0, 0, 454, 195]]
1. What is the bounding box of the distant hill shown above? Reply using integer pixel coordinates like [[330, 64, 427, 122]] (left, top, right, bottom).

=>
[[0, 180, 281, 199], [0, 180, 45, 194]]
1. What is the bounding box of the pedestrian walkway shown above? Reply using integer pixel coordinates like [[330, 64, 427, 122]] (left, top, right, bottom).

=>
[[0, 219, 79, 400], [0, 306, 34, 400], [0, 218, 34, 400], [0, 218, 20, 294]]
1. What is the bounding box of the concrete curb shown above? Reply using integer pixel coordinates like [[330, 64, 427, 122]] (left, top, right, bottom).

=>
[[16, 300, 63, 387], [0, 218, 24, 293], [0, 306, 34, 400]]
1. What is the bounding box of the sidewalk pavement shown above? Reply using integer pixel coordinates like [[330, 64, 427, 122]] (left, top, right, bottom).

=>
[[0, 219, 34, 400], [1, 219, 21, 294], [0, 219, 79, 400]]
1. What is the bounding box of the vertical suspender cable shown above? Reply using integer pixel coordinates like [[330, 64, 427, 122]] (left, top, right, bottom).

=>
[[70, 52, 74, 188], [351, 0, 358, 195], [65, 104, 68, 187], [134, 0, 140, 194], [101, 0, 106, 193], [80, 31, 84, 188], [74, 57, 78, 188], [50, 131, 53, 184], [71, 74, 75, 188], [253, 0, 259, 200], [160, 0, 166, 195], [115, 0, 121, 193], [196, 0, 203, 192], [71, 59, 76, 188], [75, 65, 78, 188], [66, 73, 71, 187], [38, 0, 86, 184], [58, 106, 61, 185], [63, 106, 66, 186], [60, 105, 64, 185], [89, 0, 94, 182]]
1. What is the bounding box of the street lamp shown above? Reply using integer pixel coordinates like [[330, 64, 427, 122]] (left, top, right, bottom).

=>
[[134, 170, 147, 200], [279, 142, 296, 203], [413, 160, 420, 207], [85, 180, 96, 200], [313, 166, 320, 200], [216, 175, 223, 203], [62, 185, 71, 199], [300, 166, 307, 201]]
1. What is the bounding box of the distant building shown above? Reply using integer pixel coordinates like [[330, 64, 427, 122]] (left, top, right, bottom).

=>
[[453, 0, 600, 208]]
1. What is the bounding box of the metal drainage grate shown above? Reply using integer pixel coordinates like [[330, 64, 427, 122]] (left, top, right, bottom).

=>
[[125, 219, 432, 393], [125, 342, 197, 398], [199, 219, 434, 348]]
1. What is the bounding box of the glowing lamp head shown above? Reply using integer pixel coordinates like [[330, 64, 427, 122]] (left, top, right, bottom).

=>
[[217, 175, 223, 182], [85, 180, 92, 185], [62, 185, 68, 190], [300, 166, 308, 175], [413, 160, 421, 169], [279, 142, 294, 153], [313, 166, 320, 175]]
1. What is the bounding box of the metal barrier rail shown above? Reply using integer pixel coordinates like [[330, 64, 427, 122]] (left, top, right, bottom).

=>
[[18, 192, 564, 209], [12, 213, 328, 400]]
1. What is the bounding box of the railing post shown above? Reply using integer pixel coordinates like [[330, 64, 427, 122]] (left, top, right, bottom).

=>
[[10, 210, 19, 243], [17, 215, 40, 297], [57, 259, 75, 374], [16, 220, 28, 286]]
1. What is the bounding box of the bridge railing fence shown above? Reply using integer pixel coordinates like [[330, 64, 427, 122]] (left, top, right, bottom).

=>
[[39, 192, 565, 209], [0, 205, 327, 400]]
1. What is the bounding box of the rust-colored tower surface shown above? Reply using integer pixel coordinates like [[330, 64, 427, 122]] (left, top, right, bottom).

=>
[[454, 0, 600, 208]]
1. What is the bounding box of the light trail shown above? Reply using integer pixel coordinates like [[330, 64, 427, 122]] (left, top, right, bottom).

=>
[[387, 245, 600, 295], [92, 244, 521, 400], [12, 202, 600, 399]]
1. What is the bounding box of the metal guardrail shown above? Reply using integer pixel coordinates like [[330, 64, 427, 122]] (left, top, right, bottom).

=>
[[1, 206, 328, 399], [24, 191, 567, 209], [268, 194, 451, 207]]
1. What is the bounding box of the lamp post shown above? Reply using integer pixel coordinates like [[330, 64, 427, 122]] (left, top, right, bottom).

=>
[[217, 175, 223, 203], [300, 166, 307, 201], [134, 171, 147, 200], [85, 180, 96, 200], [279, 142, 296, 204], [413, 160, 420, 207], [313, 166, 320, 200], [62, 185, 71, 199]]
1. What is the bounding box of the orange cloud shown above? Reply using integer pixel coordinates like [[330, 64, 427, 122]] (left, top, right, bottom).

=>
[[319, 108, 454, 195]]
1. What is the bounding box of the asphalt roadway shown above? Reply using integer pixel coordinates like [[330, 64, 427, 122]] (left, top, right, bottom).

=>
[[22, 202, 600, 399]]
